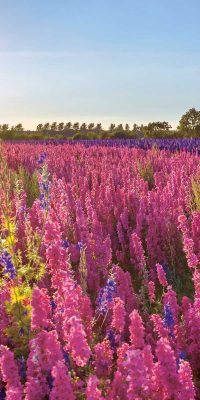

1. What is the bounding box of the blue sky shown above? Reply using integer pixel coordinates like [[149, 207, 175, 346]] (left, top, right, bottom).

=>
[[0, 0, 200, 129]]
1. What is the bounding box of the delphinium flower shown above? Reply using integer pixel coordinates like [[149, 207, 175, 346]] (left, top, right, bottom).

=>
[[93, 339, 113, 379], [25, 330, 63, 399], [129, 232, 146, 273], [156, 263, 168, 287], [0, 345, 23, 400], [0, 251, 16, 280], [64, 315, 91, 367], [177, 360, 196, 400], [111, 297, 126, 334], [31, 287, 52, 331], [107, 370, 128, 400], [38, 153, 51, 211], [129, 309, 145, 349], [176, 351, 187, 371], [178, 214, 199, 269], [163, 303, 175, 337], [86, 375, 104, 400], [50, 361, 75, 400], [125, 348, 152, 400], [96, 274, 116, 316], [147, 281, 156, 303], [156, 337, 180, 398]]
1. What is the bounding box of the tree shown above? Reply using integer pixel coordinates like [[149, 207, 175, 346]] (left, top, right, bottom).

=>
[[95, 123, 102, 131], [88, 123, 95, 130], [109, 123, 115, 131], [177, 108, 200, 136], [14, 123, 24, 132], [36, 124, 43, 132], [73, 122, 79, 131], [116, 124, 123, 131], [80, 123, 87, 131], [58, 122, 64, 131], [65, 122, 72, 130], [143, 121, 172, 138], [43, 123, 50, 131], [125, 124, 130, 131], [51, 122, 57, 131]]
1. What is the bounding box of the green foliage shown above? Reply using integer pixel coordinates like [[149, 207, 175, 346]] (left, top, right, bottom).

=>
[[190, 175, 200, 212], [137, 161, 155, 189], [177, 107, 200, 137], [17, 167, 39, 207]]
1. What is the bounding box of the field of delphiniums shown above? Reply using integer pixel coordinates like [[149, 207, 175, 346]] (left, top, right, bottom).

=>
[[0, 142, 200, 399]]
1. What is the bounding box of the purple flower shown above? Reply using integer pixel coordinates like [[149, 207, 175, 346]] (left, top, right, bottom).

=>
[[96, 276, 116, 316], [0, 251, 16, 280]]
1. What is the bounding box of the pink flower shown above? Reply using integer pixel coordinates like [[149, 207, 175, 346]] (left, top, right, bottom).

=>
[[86, 375, 104, 400], [31, 287, 52, 331], [111, 297, 126, 334], [129, 310, 145, 349], [0, 346, 23, 400], [147, 281, 156, 303], [178, 360, 195, 400], [156, 263, 168, 287], [50, 361, 75, 400]]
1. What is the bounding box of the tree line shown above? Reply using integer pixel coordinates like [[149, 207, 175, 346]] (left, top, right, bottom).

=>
[[1, 108, 200, 140]]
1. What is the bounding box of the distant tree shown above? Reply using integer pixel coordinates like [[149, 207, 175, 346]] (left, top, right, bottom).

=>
[[43, 123, 50, 131], [36, 124, 43, 132], [88, 123, 95, 130], [95, 123, 102, 131], [14, 123, 24, 132], [73, 122, 79, 130], [144, 121, 172, 138], [58, 122, 64, 131], [125, 124, 130, 131], [65, 122, 72, 130], [177, 108, 200, 136], [0, 124, 9, 132], [51, 122, 57, 131], [116, 124, 123, 131], [80, 123, 87, 131], [109, 123, 115, 131]]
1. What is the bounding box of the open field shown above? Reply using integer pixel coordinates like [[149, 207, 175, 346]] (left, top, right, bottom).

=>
[[0, 141, 200, 399]]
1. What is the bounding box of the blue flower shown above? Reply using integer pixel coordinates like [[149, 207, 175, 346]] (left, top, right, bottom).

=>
[[50, 300, 57, 310], [63, 350, 71, 370], [96, 276, 116, 316], [0, 251, 16, 280], [18, 356, 26, 381], [76, 241, 85, 251], [176, 351, 187, 370], [163, 303, 174, 328], [62, 239, 70, 249], [37, 152, 47, 165], [107, 329, 116, 350], [47, 369, 54, 389]]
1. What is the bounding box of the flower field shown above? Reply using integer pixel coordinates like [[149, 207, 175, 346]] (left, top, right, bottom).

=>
[[0, 142, 200, 399]]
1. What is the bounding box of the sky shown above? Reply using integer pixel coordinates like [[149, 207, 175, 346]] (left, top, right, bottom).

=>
[[0, 0, 200, 130]]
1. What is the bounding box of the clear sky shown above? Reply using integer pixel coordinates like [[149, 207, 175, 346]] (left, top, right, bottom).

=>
[[0, 0, 200, 129]]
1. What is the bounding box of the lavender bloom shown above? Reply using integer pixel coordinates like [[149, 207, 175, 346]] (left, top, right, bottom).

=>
[[163, 303, 175, 337], [62, 239, 70, 249], [107, 329, 116, 350], [47, 369, 54, 389], [76, 241, 85, 251], [37, 152, 47, 165], [96, 276, 116, 316], [176, 351, 187, 371], [0, 251, 16, 279], [18, 356, 26, 381]]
